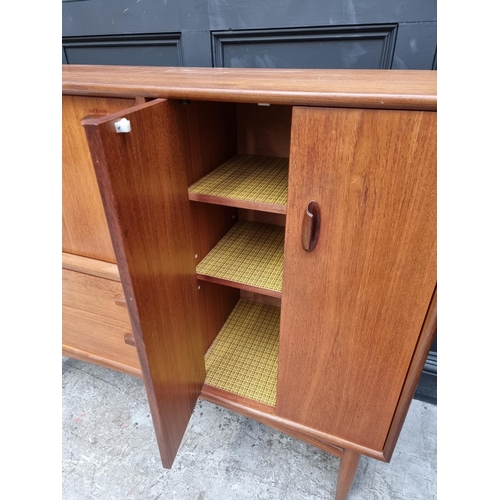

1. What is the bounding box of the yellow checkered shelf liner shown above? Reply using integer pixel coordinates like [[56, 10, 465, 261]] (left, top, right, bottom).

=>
[[196, 221, 284, 293], [204, 299, 280, 406], [188, 154, 288, 207]]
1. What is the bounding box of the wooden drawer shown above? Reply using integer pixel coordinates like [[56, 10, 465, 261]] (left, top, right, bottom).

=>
[[62, 268, 141, 377]]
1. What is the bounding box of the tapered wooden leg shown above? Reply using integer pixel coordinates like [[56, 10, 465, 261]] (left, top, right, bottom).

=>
[[335, 450, 361, 500]]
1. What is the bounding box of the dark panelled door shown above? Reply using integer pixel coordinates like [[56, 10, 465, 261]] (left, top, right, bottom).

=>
[[83, 99, 205, 467]]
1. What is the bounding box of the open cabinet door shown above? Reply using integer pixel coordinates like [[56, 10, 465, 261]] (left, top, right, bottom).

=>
[[83, 99, 205, 468]]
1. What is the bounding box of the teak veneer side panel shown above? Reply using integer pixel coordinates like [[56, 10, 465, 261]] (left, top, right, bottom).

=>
[[179, 100, 240, 352], [190, 201, 240, 351], [62, 66, 437, 111], [62, 95, 134, 263], [190, 201, 240, 352], [180, 101, 237, 187], [198, 281, 240, 352], [382, 288, 437, 460], [277, 107, 436, 452], [83, 99, 205, 469]]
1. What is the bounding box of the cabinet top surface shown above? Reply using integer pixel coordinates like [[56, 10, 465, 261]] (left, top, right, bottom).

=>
[[62, 65, 436, 111]]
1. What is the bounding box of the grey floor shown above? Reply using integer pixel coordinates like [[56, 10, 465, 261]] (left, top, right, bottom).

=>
[[62, 357, 436, 500]]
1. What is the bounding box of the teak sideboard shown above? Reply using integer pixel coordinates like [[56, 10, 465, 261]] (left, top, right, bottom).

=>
[[62, 65, 437, 500]]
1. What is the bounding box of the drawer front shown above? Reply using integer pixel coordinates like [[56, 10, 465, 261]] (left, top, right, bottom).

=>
[[62, 269, 141, 375]]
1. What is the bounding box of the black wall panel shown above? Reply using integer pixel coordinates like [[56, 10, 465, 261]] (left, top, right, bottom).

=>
[[212, 25, 397, 69], [62, 0, 436, 35], [63, 34, 182, 66], [392, 22, 437, 69], [62, 0, 436, 70]]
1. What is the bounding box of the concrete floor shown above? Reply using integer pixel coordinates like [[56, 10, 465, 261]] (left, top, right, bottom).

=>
[[62, 357, 436, 500]]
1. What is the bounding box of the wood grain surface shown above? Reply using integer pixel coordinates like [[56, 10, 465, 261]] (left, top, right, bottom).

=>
[[238, 209, 286, 227], [62, 269, 130, 322], [240, 290, 282, 308], [277, 107, 437, 453], [62, 95, 134, 262], [336, 450, 361, 500], [62, 340, 141, 378], [237, 103, 292, 157], [181, 100, 237, 187], [178, 100, 240, 352], [189, 193, 287, 215], [382, 287, 437, 460], [63, 66, 436, 111], [83, 98, 206, 468], [62, 252, 121, 282], [200, 384, 387, 460], [123, 332, 136, 347], [196, 274, 283, 299], [62, 269, 140, 375], [190, 202, 240, 352]]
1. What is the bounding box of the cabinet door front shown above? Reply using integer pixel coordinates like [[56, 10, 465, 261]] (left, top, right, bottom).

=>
[[83, 99, 205, 468], [62, 95, 135, 262], [277, 107, 436, 453]]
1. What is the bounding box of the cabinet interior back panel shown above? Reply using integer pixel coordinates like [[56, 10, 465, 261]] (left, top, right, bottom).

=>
[[277, 107, 436, 453]]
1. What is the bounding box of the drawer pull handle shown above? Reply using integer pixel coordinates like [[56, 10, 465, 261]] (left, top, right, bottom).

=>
[[302, 201, 320, 252], [124, 332, 136, 347], [115, 295, 127, 307]]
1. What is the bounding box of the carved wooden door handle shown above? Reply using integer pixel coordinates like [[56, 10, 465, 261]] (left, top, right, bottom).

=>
[[302, 201, 320, 252]]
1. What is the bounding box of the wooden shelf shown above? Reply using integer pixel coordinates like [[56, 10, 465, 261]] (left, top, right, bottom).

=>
[[204, 299, 280, 407], [196, 220, 284, 297], [188, 154, 288, 214]]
